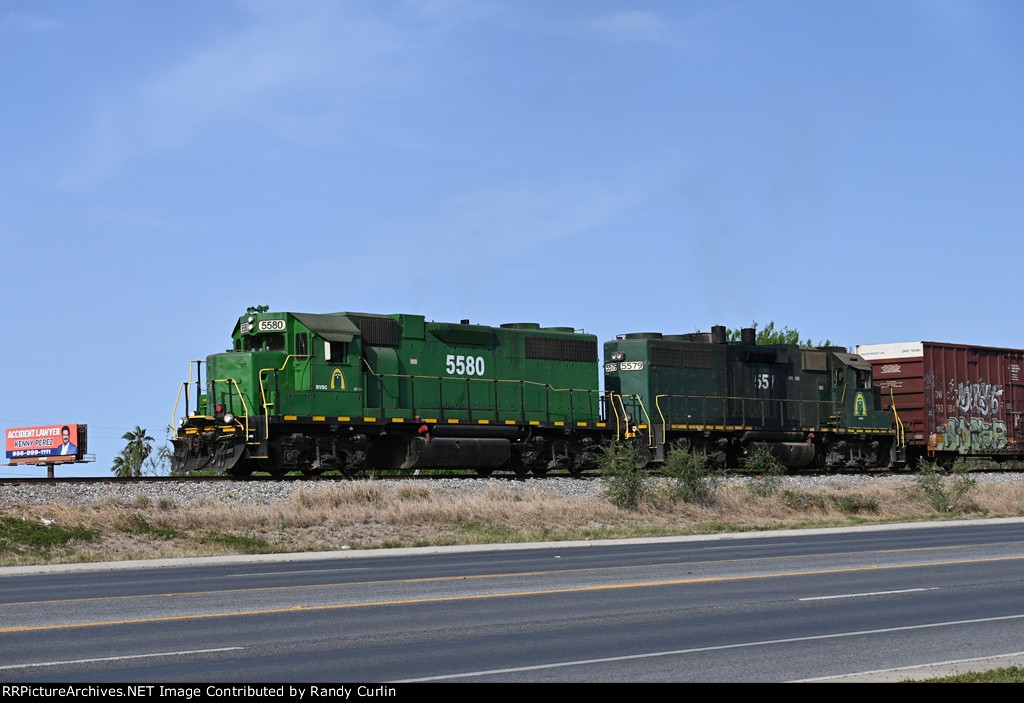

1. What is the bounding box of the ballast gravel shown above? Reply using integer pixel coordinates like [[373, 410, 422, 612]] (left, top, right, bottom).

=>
[[3, 472, 1024, 508]]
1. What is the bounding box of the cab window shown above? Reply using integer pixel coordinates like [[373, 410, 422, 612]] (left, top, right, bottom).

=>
[[266, 334, 285, 351], [324, 340, 347, 362], [244, 334, 285, 352]]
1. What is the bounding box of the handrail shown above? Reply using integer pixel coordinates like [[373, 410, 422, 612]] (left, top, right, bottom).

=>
[[258, 354, 311, 436], [655, 394, 668, 448], [608, 391, 623, 440], [655, 392, 879, 430], [890, 387, 905, 448], [632, 394, 655, 448], [207, 378, 252, 437], [171, 360, 204, 429], [171, 382, 188, 430], [359, 358, 601, 423], [614, 393, 634, 439]]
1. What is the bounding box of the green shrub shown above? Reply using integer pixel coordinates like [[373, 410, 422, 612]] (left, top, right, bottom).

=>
[[740, 444, 785, 497], [782, 489, 826, 511], [119, 514, 180, 539], [0, 517, 96, 556], [596, 442, 648, 510], [830, 493, 880, 514], [911, 460, 977, 513], [661, 444, 721, 506], [199, 531, 272, 553]]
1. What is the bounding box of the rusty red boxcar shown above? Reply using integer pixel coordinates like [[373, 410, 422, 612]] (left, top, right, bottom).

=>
[[856, 341, 1024, 466]]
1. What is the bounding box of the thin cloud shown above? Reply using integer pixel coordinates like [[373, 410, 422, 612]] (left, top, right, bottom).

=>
[[0, 10, 59, 33], [397, 172, 664, 268], [916, 0, 998, 63], [59, 2, 452, 188], [585, 10, 671, 43]]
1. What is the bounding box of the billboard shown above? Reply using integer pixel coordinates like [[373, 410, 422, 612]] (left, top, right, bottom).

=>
[[5, 424, 87, 464]]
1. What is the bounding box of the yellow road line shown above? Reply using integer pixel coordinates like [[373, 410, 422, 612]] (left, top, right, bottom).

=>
[[4, 553, 1023, 633], [0, 542, 992, 608]]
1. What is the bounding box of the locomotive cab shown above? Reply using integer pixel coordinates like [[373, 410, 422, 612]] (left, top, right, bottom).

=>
[[826, 351, 887, 428], [173, 308, 367, 475]]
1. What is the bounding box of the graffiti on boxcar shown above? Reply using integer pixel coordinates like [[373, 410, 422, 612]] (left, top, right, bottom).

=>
[[948, 380, 1003, 417], [937, 416, 1009, 452]]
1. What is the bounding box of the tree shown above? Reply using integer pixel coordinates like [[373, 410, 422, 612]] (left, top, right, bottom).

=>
[[728, 321, 835, 348], [144, 425, 177, 476], [111, 426, 154, 477]]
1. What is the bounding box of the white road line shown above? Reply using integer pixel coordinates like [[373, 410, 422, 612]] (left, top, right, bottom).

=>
[[225, 568, 371, 577], [0, 647, 244, 670], [800, 587, 939, 601], [391, 612, 1024, 682], [795, 650, 1024, 682]]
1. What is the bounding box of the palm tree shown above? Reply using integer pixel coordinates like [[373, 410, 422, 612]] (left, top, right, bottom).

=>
[[111, 426, 154, 477]]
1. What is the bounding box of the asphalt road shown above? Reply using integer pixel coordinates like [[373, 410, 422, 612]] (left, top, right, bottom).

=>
[[3, 519, 1024, 682]]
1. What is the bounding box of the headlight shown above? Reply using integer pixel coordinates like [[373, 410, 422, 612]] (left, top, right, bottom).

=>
[[611, 351, 626, 362], [179, 417, 187, 426], [223, 413, 235, 424]]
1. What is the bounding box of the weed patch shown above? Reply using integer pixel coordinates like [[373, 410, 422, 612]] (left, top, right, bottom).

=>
[[910, 460, 978, 513], [199, 532, 273, 553], [740, 445, 785, 497], [0, 516, 96, 556], [596, 442, 649, 510], [660, 444, 722, 506], [118, 514, 180, 539]]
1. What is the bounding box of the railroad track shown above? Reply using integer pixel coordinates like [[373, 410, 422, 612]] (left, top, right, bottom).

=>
[[0, 467, 923, 486], [0, 471, 549, 486]]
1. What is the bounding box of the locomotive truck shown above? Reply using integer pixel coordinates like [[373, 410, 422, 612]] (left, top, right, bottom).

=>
[[171, 307, 899, 476]]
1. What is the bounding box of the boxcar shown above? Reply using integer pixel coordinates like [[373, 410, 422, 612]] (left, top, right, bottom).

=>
[[857, 341, 1024, 466]]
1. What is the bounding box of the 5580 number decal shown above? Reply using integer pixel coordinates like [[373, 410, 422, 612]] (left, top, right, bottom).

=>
[[258, 319, 286, 332], [446, 355, 486, 376]]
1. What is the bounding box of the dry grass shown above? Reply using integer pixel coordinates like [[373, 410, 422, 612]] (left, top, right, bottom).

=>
[[2, 478, 1024, 566]]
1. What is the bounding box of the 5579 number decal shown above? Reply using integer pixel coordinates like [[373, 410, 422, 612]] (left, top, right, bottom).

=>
[[446, 355, 486, 376]]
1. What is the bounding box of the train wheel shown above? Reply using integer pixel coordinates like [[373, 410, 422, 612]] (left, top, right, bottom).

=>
[[506, 448, 530, 478], [632, 440, 653, 469], [475, 467, 494, 477]]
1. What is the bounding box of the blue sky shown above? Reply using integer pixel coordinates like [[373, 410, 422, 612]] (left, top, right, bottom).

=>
[[2, 0, 1022, 476]]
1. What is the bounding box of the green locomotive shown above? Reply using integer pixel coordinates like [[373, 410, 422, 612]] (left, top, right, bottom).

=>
[[171, 307, 605, 476], [604, 326, 897, 469], [172, 309, 899, 475]]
